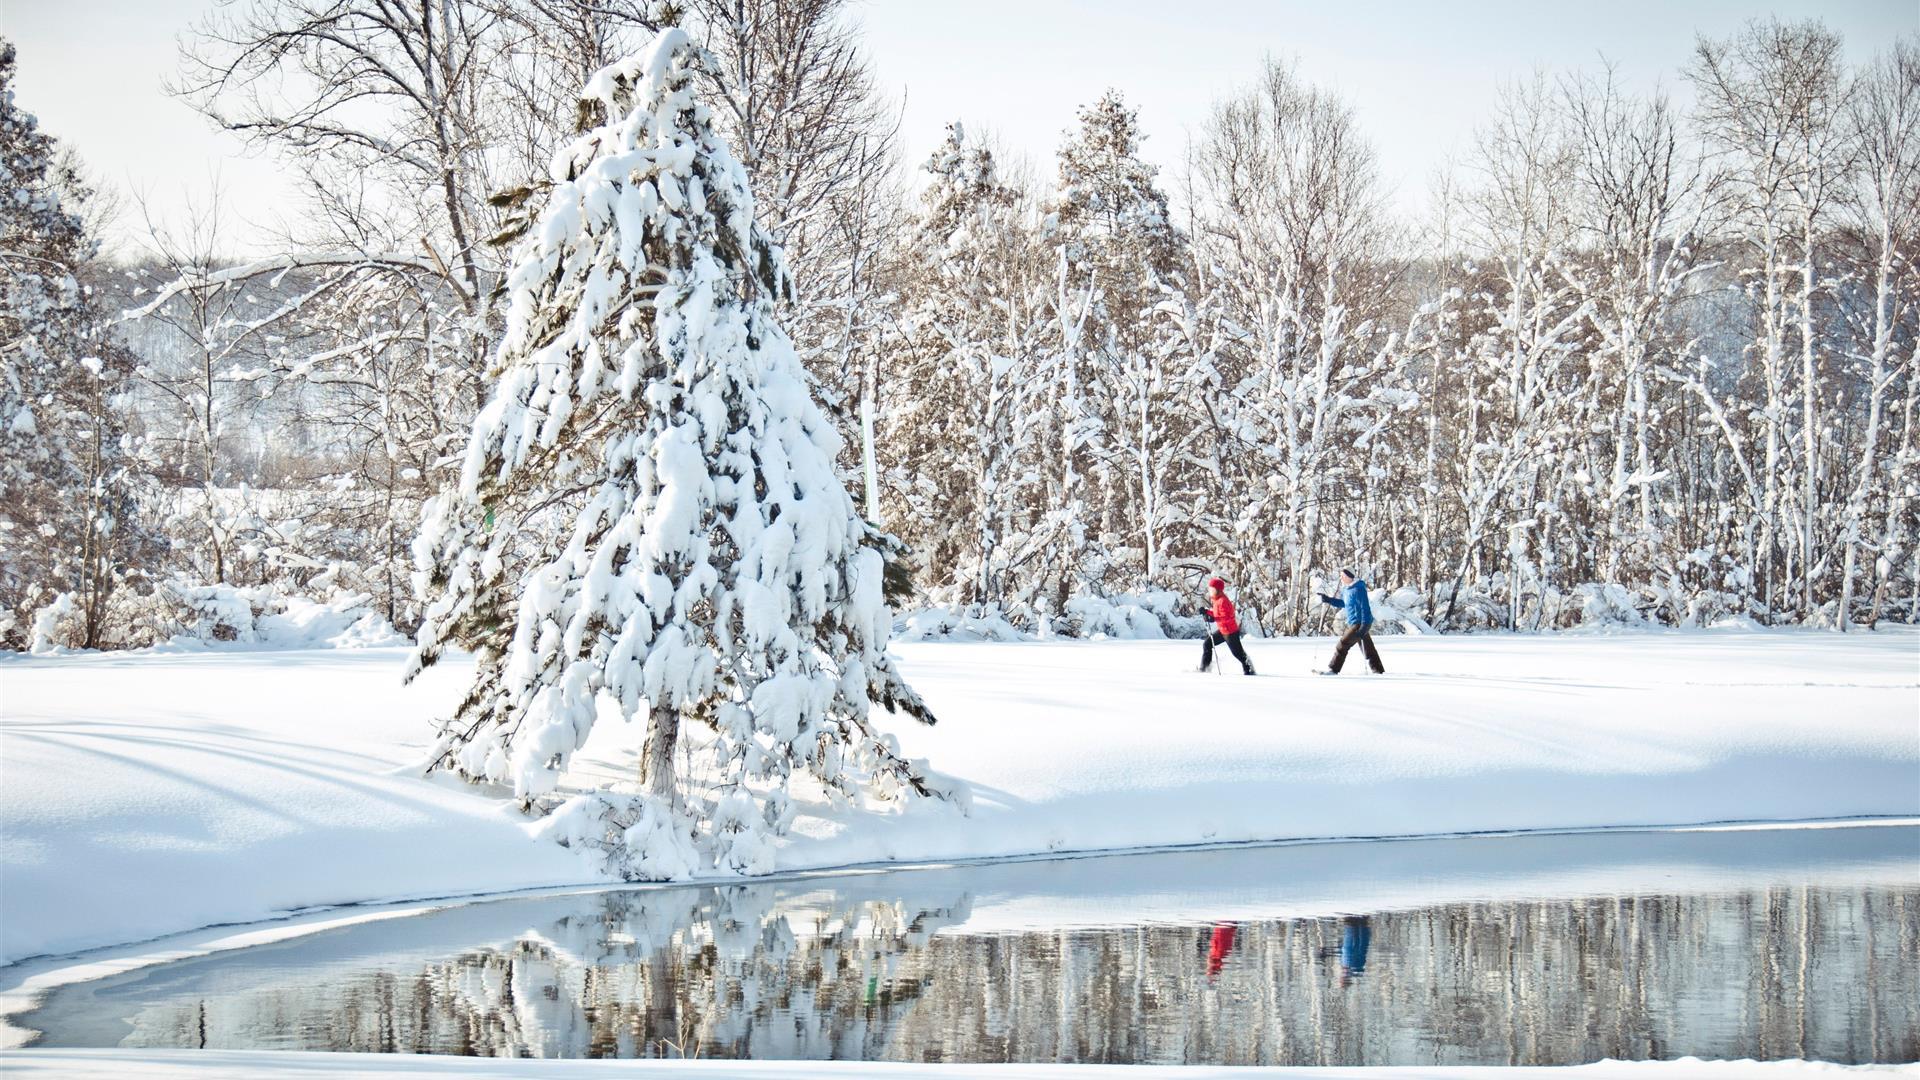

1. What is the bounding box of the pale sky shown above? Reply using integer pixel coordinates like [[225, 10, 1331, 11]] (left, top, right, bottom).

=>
[[3, 0, 1914, 257]]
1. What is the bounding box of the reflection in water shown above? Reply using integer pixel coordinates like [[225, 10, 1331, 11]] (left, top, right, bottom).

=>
[[21, 828, 1920, 1066], [1206, 922, 1237, 979], [1337, 915, 1370, 986]]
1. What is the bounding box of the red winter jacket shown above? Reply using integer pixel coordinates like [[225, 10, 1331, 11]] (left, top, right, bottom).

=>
[[1208, 593, 1240, 635]]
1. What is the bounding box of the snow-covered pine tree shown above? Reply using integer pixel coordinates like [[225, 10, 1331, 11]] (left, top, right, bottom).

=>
[[0, 41, 141, 649], [407, 28, 953, 878], [883, 123, 1056, 620], [1049, 90, 1188, 593]]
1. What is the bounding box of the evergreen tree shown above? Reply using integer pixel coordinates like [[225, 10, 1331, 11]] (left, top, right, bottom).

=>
[[884, 124, 1053, 618], [1049, 90, 1188, 593], [1053, 91, 1180, 287], [0, 40, 142, 649], [408, 29, 953, 877]]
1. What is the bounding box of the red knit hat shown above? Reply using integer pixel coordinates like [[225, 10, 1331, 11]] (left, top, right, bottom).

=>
[[1208, 577, 1226, 589]]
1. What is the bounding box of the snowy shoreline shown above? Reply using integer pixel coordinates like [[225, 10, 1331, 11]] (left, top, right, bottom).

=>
[[4, 817, 1915, 1045], [3, 818, 1910, 1049], [3, 630, 1915, 969], [6, 823, 1914, 1069]]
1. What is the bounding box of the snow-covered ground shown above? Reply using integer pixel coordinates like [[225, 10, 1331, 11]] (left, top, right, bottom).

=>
[[1, 628, 1915, 975], [3, 1051, 1915, 1077]]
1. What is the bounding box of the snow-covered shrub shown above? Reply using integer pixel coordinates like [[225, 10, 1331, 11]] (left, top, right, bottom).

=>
[[26, 592, 75, 654], [94, 581, 182, 650], [534, 791, 709, 881], [1647, 574, 1730, 629], [167, 581, 256, 643], [897, 592, 1210, 641], [1573, 582, 1651, 628], [25, 584, 183, 653], [1371, 587, 1435, 635], [1427, 582, 1507, 632], [894, 604, 1032, 642], [1060, 590, 1206, 639], [260, 593, 407, 648], [162, 580, 405, 649]]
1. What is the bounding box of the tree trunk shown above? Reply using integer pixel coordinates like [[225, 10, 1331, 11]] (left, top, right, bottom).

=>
[[1839, 221, 1897, 633], [642, 703, 679, 802], [1798, 207, 1820, 621]]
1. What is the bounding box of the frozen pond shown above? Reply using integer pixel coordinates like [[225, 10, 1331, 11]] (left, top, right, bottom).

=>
[[17, 824, 1919, 1066]]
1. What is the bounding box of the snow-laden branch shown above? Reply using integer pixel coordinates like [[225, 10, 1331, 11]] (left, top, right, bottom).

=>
[[118, 252, 453, 323]]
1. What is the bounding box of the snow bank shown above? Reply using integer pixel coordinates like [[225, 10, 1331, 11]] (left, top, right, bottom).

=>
[[0, 1050, 1911, 1077], [1, 629, 1915, 971], [865, 823, 1919, 939], [1375, 586, 1435, 634]]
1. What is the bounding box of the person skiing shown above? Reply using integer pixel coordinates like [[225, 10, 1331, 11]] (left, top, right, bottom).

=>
[[1317, 568, 1384, 674], [1200, 577, 1256, 675]]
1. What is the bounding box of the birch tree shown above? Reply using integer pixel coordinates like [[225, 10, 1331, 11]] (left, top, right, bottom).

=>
[[1689, 18, 1853, 621], [1559, 69, 1726, 617], [1837, 40, 1920, 628], [1187, 58, 1422, 631]]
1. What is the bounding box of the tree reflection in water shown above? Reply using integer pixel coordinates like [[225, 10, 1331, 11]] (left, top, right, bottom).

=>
[[25, 875, 1919, 1066]]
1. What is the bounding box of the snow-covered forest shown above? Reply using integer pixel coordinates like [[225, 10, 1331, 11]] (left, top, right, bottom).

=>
[[3, 2, 1916, 652]]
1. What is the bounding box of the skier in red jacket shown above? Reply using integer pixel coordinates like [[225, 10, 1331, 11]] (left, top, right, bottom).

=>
[[1201, 577, 1256, 675]]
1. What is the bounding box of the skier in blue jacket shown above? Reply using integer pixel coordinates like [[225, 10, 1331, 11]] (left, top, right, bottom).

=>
[[1317, 569, 1385, 675]]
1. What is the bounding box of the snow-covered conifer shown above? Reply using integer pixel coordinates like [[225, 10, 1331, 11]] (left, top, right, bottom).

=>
[[0, 41, 142, 648], [883, 123, 1061, 624], [408, 29, 951, 877], [1049, 90, 1190, 593]]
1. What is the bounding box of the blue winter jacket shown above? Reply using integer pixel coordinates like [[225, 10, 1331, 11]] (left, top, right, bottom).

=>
[[1320, 580, 1375, 625]]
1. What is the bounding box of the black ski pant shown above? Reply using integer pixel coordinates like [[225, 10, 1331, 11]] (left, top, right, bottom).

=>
[[1329, 622, 1384, 674], [1202, 630, 1253, 673]]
